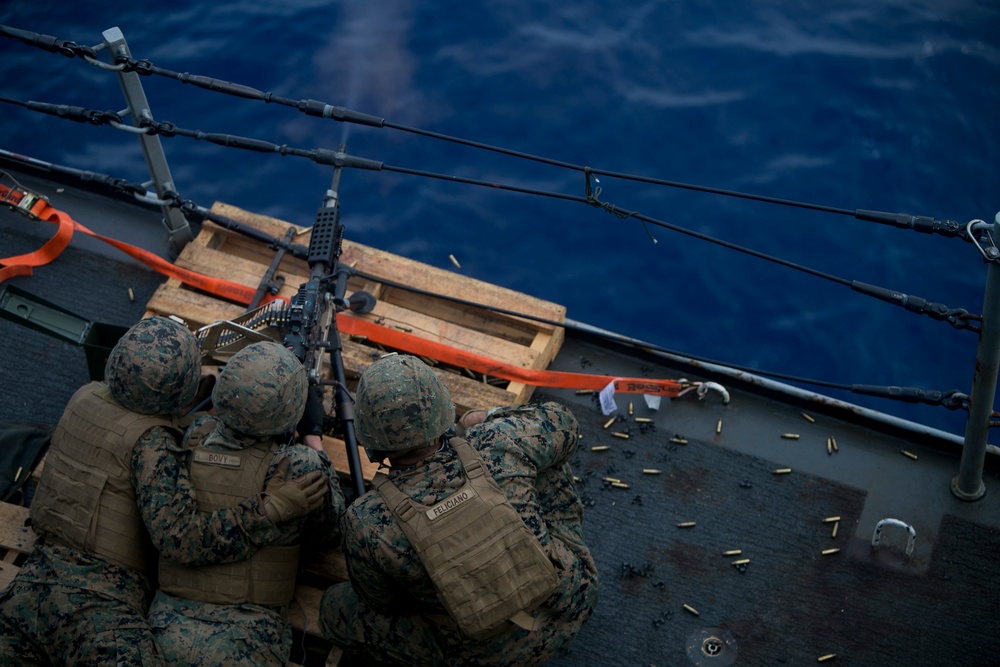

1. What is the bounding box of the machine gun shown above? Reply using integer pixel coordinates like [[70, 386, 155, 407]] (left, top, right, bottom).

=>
[[195, 145, 374, 501], [282, 145, 375, 501]]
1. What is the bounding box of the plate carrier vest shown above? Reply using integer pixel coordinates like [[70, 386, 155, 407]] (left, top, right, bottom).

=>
[[30, 382, 178, 573], [374, 437, 558, 638], [157, 420, 300, 606]]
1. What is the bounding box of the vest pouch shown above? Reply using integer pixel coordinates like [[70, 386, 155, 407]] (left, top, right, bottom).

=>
[[159, 544, 300, 607], [375, 438, 558, 638], [31, 452, 107, 549]]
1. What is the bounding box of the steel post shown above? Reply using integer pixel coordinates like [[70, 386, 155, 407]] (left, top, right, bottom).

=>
[[952, 229, 1000, 501], [102, 27, 194, 256]]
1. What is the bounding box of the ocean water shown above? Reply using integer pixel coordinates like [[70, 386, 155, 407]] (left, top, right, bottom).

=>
[[1, 1, 998, 437]]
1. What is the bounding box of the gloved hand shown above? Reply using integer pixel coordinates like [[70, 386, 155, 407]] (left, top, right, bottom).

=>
[[262, 457, 328, 523], [297, 386, 326, 439]]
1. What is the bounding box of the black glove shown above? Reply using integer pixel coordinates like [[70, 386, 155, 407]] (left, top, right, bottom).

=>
[[297, 386, 326, 438]]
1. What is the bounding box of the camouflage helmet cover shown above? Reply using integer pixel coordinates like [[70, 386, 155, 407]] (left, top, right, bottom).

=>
[[355, 353, 455, 458], [212, 341, 307, 437], [105, 316, 202, 416]]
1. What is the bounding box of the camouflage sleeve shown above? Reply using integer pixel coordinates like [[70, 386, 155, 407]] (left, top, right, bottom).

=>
[[264, 445, 346, 549], [475, 401, 580, 471], [341, 501, 398, 611], [132, 425, 284, 566]]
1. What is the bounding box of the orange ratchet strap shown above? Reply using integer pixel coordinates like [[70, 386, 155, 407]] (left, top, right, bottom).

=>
[[0, 182, 73, 282], [336, 314, 688, 396], [0, 181, 278, 305]]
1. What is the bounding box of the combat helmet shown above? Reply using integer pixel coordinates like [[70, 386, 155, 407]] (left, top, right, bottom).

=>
[[106, 316, 202, 416], [355, 353, 455, 461], [212, 341, 307, 437]]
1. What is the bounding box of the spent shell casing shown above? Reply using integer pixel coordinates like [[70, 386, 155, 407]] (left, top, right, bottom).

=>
[[634, 417, 653, 423], [781, 433, 800, 440], [723, 549, 742, 557], [603, 417, 616, 429], [731, 558, 750, 566], [683, 604, 700, 616], [642, 468, 661, 475], [449, 254, 461, 269], [128, 287, 135, 302], [831, 521, 839, 538], [628, 400, 633, 416], [831, 437, 839, 452], [612, 432, 630, 439], [676, 521, 696, 528], [611, 482, 630, 489], [716, 419, 723, 434], [576, 389, 593, 395], [591, 445, 610, 452], [827, 438, 832, 455], [14, 466, 22, 482], [773, 468, 792, 474], [801, 411, 816, 423], [821, 548, 840, 556], [817, 654, 836, 662], [603, 477, 621, 484], [901, 449, 918, 460], [670, 436, 688, 445], [823, 516, 841, 523]]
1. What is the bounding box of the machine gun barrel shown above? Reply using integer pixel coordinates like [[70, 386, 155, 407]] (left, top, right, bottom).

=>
[[284, 145, 368, 501]]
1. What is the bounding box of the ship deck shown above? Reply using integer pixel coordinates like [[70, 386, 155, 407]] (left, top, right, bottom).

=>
[[1, 161, 998, 666]]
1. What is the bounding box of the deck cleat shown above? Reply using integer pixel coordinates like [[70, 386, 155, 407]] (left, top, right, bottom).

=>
[[871, 518, 917, 559]]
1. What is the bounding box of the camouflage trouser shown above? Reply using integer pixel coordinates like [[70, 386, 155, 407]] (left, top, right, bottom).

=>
[[320, 582, 448, 666], [0, 579, 163, 666], [321, 461, 600, 667], [147, 590, 291, 667]]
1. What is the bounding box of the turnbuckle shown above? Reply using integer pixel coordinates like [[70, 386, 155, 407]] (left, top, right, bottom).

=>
[[0, 171, 48, 220]]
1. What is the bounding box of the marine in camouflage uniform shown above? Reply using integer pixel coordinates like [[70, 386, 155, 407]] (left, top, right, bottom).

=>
[[320, 354, 600, 667], [0, 317, 319, 666], [147, 341, 345, 667]]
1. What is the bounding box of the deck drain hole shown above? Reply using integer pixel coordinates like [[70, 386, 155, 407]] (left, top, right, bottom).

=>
[[686, 627, 738, 666]]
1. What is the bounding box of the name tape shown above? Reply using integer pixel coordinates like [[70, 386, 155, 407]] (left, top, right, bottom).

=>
[[192, 450, 242, 468], [425, 484, 477, 521]]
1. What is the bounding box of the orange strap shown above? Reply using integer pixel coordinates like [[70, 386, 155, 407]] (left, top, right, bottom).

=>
[[65, 217, 268, 305], [0, 186, 278, 305], [336, 314, 687, 396], [1, 186, 683, 394], [0, 200, 74, 283]]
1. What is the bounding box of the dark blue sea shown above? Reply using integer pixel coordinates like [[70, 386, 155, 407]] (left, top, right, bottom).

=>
[[1, 1, 998, 437]]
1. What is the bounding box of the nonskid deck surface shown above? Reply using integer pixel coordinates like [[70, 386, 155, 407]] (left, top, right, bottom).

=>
[[542, 337, 1000, 666]]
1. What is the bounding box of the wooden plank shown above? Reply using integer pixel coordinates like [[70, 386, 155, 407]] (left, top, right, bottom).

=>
[[0, 560, 18, 590], [289, 583, 326, 638], [0, 502, 35, 555]]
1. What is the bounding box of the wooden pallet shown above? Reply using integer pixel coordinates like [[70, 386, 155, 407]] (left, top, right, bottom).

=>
[[144, 202, 567, 484]]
